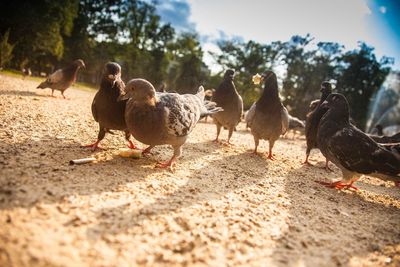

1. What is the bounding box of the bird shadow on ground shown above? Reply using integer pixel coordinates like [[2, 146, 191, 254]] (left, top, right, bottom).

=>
[[0, 137, 196, 210], [271, 164, 400, 266], [86, 151, 269, 240], [0, 137, 234, 211], [0, 89, 49, 98]]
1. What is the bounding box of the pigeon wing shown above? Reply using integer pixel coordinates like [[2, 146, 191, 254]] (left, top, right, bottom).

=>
[[47, 69, 63, 84], [245, 103, 256, 127], [327, 126, 400, 176], [160, 93, 200, 137]]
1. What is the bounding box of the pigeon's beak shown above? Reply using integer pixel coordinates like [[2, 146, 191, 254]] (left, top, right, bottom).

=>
[[82, 62, 86, 69]]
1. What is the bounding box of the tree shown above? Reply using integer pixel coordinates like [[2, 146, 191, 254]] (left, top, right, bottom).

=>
[[335, 42, 392, 128], [0, 0, 79, 71], [0, 30, 15, 69]]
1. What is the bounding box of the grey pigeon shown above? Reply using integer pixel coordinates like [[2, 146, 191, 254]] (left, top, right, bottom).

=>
[[121, 79, 222, 170], [82, 62, 137, 150], [211, 69, 243, 144], [316, 93, 400, 190], [246, 71, 289, 160], [304, 82, 332, 169], [37, 59, 85, 98], [285, 114, 305, 138]]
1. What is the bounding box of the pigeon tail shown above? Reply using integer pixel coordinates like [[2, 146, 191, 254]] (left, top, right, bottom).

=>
[[196, 85, 205, 100], [200, 100, 223, 119]]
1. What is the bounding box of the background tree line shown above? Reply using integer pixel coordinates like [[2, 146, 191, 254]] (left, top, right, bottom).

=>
[[0, 0, 394, 128]]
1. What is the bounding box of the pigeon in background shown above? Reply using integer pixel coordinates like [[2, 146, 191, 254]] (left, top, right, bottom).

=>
[[211, 69, 243, 145], [246, 71, 289, 160], [81, 62, 137, 151], [304, 82, 332, 169], [202, 89, 215, 122], [285, 114, 305, 138], [36, 59, 85, 99], [316, 93, 400, 190], [121, 79, 222, 170], [22, 67, 31, 79]]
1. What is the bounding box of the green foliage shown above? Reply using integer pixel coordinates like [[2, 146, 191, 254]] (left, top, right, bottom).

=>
[[0, 1, 392, 129], [0, 30, 15, 68], [335, 43, 392, 127]]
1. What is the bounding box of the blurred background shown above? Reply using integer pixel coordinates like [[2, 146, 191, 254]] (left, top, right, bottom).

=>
[[0, 0, 399, 130]]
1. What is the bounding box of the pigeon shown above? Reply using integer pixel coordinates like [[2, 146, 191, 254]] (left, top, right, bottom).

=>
[[316, 93, 400, 190], [22, 67, 31, 79], [37, 59, 85, 98], [202, 89, 215, 122], [121, 79, 223, 170], [285, 114, 305, 138], [211, 69, 243, 144], [304, 81, 332, 169], [81, 62, 137, 150], [246, 71, 289, 160]]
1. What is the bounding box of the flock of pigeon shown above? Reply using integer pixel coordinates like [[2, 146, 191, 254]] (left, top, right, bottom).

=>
[[36, 59, 400, 190]]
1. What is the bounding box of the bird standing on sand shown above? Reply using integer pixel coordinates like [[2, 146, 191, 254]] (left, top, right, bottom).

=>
[[316, 93, 400, 190], [36, 59, 85, 99], [211, 69, 243, 145], [82, 62, 137, 151], [304, 81, 332, 169], [121, 79, 222, 170], [246, 71, 289, 160]]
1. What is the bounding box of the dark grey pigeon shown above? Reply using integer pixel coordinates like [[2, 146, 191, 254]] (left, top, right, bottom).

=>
[[304, 81, 332, 169], [37, 59, 85, 99], [121, 79, 222, 170], [211, 69, 243, 144], [246, 71, 289, 160], [82, 62, 137, 150], [316, 93, 400, 190]]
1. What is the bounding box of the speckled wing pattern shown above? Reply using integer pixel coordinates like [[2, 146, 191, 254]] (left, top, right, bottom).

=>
[[327, 126, 400, 176], [159, 93, 202, 137]]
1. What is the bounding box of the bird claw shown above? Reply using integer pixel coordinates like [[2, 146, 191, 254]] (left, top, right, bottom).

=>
[[127, 141, 141, 150], [323, 165, 334, 172], [155, 160, 176, 172], [222, 141, 234, 147], [302, 160, 313, 166], [81, 142, 103, 151], [267, 154, 276, 161], [315, 180, 359, 191]]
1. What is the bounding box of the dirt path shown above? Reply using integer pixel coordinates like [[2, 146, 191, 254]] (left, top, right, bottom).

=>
[[0, 74, 399, 267]]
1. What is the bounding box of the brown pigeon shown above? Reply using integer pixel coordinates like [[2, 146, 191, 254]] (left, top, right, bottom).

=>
[[304, 81, 332, 169], [81, 62, 137, 150], [316, 93, 400, 190], [246, 71, 289, 160], [37, 59, 85, 98], [211, 69, 243, 145], [120, 79, 222, 170]]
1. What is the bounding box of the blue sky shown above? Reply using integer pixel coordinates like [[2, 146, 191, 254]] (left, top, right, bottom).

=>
[[153, 0, 400, 72]]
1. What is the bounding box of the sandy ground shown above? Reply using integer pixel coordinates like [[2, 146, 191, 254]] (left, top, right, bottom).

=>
[[0, 74, 399, 267]]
